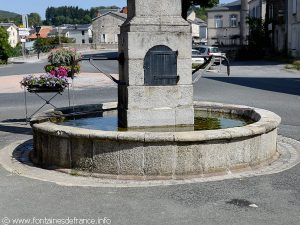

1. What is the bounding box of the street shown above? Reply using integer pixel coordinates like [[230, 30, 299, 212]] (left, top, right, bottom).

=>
[[0, 55, 299, 225]]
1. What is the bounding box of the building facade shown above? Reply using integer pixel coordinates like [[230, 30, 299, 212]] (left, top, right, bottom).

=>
[[207, 1, 244, 46], [63, 25, 92, 44], [249, 0, 266, 18], [287, 0, 300, 57], [266, 0, 287, 53], [92, 11, 126, 45], [0, 23, 18, 47]]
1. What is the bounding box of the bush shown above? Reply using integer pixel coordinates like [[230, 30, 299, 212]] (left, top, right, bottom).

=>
[[0, 27, 11, 63], [48, 48, 81, 66], [293, 60, 300, 67]]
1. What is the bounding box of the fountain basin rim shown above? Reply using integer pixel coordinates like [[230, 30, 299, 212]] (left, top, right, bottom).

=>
[[31, 101, 281, 143]]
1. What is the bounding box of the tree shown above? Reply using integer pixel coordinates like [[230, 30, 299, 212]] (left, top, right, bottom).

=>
[[28, 13, 42, 27], [0, 26, 11, 63], [247, 17, 265, 54], [33, 36, 75, 53], [194, 7, 207, 21], [182, 0, 219, 19]]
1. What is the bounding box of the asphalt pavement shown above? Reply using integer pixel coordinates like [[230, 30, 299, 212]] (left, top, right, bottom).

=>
[[0, 57, 299, 225]]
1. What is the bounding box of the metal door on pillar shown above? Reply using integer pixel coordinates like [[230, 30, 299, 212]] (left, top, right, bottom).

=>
[[144, 45, 179, 86]]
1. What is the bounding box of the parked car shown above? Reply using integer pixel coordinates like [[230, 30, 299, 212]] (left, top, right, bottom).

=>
[[192, 49, 204, 65], [198, 46, 226, 63]]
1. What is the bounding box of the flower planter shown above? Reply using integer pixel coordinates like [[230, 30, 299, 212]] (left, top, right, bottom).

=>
[[27, 85, 65, 93]]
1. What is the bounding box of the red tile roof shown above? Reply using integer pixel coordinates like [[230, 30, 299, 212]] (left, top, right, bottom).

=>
[[28, 26, 53, 39]]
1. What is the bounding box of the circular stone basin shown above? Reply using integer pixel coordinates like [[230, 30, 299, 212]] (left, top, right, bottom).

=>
[[30, 101, 281, 180]]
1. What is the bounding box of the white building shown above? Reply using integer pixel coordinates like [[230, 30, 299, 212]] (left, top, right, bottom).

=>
[[187, 9, 207, 45], [206, 0, 245, 46], [0, 23, 19, 47], [50, 24, 92, 44]]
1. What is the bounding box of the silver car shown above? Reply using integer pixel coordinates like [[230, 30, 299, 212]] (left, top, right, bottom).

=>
[[192, 49, 204, 64], [198, 46, 226, 62]]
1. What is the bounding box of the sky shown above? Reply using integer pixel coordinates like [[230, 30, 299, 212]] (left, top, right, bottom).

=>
[[0, 0, 232, 19]]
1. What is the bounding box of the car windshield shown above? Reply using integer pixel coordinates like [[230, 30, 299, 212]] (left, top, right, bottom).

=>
[[211, 47, 220, 53], [199, 47, 206, 54]]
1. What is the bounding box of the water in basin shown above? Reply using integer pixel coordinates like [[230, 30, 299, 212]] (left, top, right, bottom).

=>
[[58, 110, 254, 132]]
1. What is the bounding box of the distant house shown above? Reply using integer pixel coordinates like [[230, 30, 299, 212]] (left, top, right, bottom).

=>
[[206, 0, 245, 46], [187, 9, 207, 45], [55, 24, 92, 44], [287, 0, 300, 57], [0, 23, 18, 47], [92, 11, 127, 46]]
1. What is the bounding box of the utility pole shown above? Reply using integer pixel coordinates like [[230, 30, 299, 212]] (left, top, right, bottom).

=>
[[58, 27, 61, 46]]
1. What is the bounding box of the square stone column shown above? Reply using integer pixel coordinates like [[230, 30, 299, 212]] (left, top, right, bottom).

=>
[[118, 0, 194, 127]]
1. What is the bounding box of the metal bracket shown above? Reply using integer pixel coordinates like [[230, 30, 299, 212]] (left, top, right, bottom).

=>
[[192, 55, 230, 84]]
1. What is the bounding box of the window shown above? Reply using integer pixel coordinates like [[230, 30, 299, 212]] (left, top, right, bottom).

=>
[[269, 4, 273, 19], [82, 39, 85, 44], [102, 34, 106, 43], [82, 31, 85, 35], [293, 0, 297, 15], [215, 15, 223, 28], [230, 15, 237, 27]]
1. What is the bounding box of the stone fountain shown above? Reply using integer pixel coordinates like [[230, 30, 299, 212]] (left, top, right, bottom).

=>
[[118, 0, 194, 128], [30, 0, 281, 179]]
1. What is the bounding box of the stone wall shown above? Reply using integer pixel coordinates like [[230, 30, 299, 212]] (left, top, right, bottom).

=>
[[92, 13, 126, 44]]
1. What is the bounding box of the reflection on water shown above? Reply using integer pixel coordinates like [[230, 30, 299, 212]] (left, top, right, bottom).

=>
[[59, 110, 254, 132]]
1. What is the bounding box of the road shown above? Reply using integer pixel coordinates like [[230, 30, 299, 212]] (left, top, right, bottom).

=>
[[0, 56, 299, 225]]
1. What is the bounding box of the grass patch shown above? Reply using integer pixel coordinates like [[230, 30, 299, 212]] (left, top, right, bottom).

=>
[[285, 60, 300, 71], [70, 169, 80, 176], [192, 63, 200, 69]]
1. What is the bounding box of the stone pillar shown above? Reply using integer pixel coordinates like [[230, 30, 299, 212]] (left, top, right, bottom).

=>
[[118, 0, 194, 128]]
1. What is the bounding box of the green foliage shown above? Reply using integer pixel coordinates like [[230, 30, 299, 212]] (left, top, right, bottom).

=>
[[28, 13, 42, 27], [0, 10, 22, 25], [47, 48, 81, 67], [237, 17, 266, 60], [0, 10, 20, 19], [183, 0, 219, 19], [45, 5, 120, 26], [285, 60, 300, 71], [194, 7, 207, 21], [247, 17, 265, 49], [9, 43, 22, 57], [0, 26, 11, 63], [186, 0, 219, 8], [0, 16, 22, 25], [33, 37, 75, 53]]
